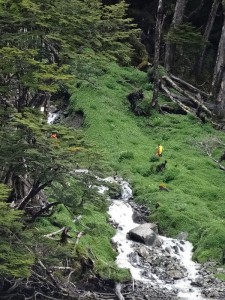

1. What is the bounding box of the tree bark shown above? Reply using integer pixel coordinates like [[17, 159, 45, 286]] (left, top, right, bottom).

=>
[[212, 7, 225, 117], [17, 181, 51, 210], [196, 0, 221, 75], [151, 0, 163, 108], [164, 0, 188, 72]]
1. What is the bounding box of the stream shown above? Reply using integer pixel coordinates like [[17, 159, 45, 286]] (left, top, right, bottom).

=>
[[105, 176, 210, 300], [48, 111, 225, 300]]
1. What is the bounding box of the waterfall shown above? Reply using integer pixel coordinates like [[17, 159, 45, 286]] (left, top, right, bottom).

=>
[[47, 111, 59, 124]]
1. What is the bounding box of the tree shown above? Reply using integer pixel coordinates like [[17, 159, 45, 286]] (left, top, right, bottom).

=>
[[211, 4, 225, 119], [0, 109, 88, 214], [151, 0, 164, 108], [0, 184, 34, 278], [0, 0, 138, 112], [164, 0, 188, 72], [196, 0, 221, 76]]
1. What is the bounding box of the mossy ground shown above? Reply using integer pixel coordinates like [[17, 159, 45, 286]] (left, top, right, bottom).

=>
[[68, 62, 225, 268]]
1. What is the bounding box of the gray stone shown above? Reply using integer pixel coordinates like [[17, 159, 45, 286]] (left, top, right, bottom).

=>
[[128, 223, 162, 246], [176, 231, 188, 240]]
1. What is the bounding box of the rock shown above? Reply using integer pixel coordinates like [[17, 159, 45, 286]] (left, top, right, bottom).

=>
[[128, 223, 162, 246], [167, 269, 184, 280], [137, 245, 151, 259], [132, 210, 146, 224], [176, 231, 188, 240]]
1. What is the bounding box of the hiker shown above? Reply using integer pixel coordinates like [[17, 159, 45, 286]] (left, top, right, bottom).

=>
[[156, 160, 167, 172], [50, 133, 57, 139], [156, 144, 163, 157]]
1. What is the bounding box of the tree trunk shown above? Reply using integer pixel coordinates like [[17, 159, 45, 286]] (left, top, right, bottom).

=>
[[196, 0, 221, 75], [164, 0, 188, 72], [17, 181, 51, 210], [151, 0, 163, 108], [212, 8, 225, 118]]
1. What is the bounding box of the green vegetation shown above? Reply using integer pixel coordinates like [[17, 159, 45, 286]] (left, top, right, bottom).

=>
[[2, 0, 225, 296], [70, 62, 225, 264], [0, 184, 34, 277]]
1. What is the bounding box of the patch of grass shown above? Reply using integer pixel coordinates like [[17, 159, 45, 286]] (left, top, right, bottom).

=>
[[69, 62, 225, 270]]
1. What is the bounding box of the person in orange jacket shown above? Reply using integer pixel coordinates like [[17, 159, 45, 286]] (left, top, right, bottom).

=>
[[50, 133, 58, 139], [156, 144, 163, 157]]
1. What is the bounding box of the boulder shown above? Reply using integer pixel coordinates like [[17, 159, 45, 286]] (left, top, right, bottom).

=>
[[128, 223, 162, 246], [132, 211, 145, 224]]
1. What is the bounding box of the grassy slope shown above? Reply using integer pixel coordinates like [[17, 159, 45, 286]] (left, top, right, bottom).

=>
[[70, 63, 225, 266]]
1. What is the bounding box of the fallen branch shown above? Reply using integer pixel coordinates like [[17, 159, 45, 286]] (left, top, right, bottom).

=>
[[196, 140, 225, 171], [170, 74, 210, 98], [161, 83, 194, 115], [50, 266, 74, 270], [115, 283, 125, 300], [44, 216, 82, 239], [75, 231, 83, 246], [37, 259, 68, 294], [31, 201, 60, 221], [44, 227, 66, 238], [162, 76, 212, 116]]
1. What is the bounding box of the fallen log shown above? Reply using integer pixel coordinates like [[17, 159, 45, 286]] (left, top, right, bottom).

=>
[[160, 83, 194, 115], [160, 104, 186, 114], [162, 76, 212, 116], [170, 74, 210, 98], [115, 283, 125, 300]]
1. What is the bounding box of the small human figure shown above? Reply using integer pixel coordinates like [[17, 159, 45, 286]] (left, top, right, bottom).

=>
[[50, 133, 57, 139], [156, 144, 163, 157]]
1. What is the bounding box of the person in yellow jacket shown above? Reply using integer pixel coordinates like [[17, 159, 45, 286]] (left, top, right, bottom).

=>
[[156, 144, 163, 157]]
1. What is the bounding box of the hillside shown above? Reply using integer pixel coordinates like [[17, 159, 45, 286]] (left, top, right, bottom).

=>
[[70, 62, 225, 265], [2, 0, 225, 298]]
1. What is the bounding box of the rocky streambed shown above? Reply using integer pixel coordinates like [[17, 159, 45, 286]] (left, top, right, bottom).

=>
[[107, 177, 225, 300], [72, 170, 225, 300]]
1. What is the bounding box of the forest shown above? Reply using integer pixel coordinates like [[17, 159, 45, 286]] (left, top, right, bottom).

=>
[[1, 0, 225, 299]]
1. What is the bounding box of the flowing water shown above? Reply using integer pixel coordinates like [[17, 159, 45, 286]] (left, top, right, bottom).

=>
[[107, 176, 208, 300], [47, 111, 59, 124], [47, 108, 209, 299]]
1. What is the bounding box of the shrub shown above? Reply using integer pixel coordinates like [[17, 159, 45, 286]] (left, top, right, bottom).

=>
[[163, 169, 177, 183], [118, 150, 134, 162], [149, 155, 160, 162]]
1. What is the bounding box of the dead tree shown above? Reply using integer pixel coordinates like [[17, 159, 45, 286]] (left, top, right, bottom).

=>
[[151, 0, 164, 108], [164, 0, 188, 72], [212, 6, 225, 119], [196, 0, 221, 75], [195, 138, 225, 171], [162, 75, 212, 117]]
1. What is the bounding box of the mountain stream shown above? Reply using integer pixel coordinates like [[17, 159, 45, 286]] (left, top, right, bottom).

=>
[[105, 176, 208, 300], [48, 111, 224, 300]]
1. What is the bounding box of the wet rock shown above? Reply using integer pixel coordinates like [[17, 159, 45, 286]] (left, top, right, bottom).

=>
[[137, 245, 151, 259], [167, 269, 184, 280], [176, 231, 188, 240], [132, 210, 145, 224], [128, 223, 161, 246]]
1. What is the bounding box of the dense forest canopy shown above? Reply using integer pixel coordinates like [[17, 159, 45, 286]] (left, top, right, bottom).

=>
[[1, 0, 225, 298]]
